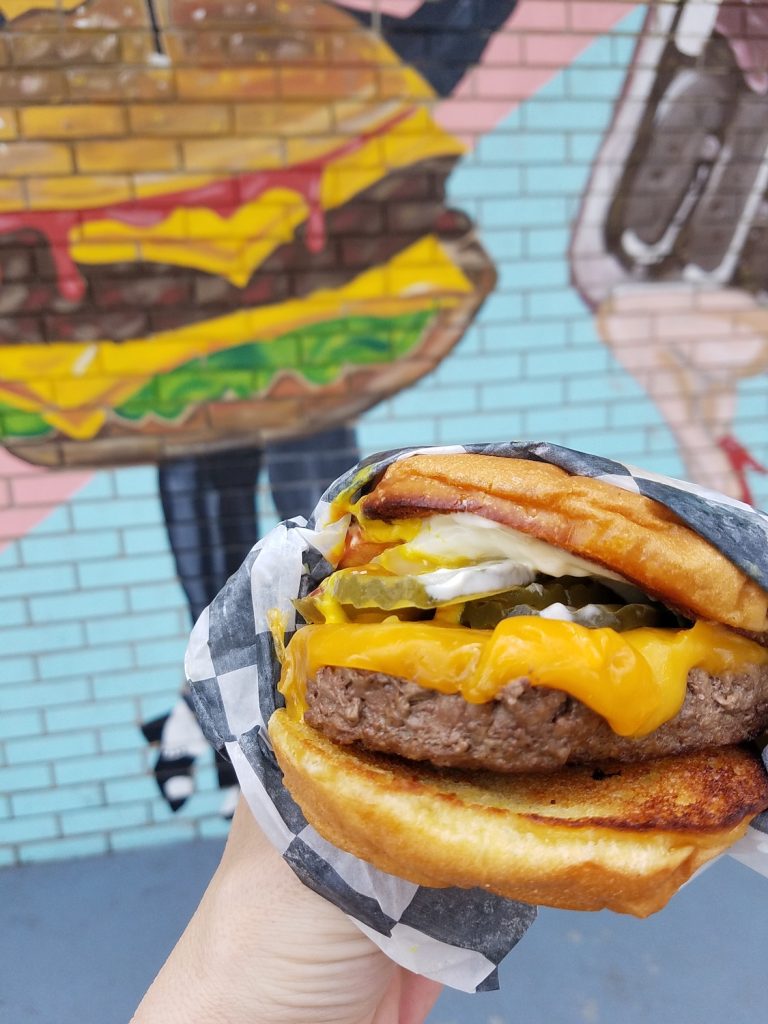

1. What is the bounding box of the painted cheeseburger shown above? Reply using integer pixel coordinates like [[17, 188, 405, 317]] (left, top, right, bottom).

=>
[[0, 0, 494, 466]]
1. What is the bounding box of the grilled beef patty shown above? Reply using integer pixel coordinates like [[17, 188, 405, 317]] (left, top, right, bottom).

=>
[[304, 664, 768, 772]]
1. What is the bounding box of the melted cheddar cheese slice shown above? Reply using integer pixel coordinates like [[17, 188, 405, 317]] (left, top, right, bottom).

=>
[[279, 618, 768, 737]]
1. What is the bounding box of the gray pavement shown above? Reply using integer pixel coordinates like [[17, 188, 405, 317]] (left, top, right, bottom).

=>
[[2, 839, 767, 1023]]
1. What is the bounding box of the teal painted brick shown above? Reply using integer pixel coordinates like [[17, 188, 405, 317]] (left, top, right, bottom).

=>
[[566, 374, 622, 402], [358, 418, 438, 452], [0, 620, 84, 658], [20, 529, 120, 566], [20, 834, 108, 863], [12, 783, 103, 817], [566, 32, 614, 68], [30, 587, 128, 624], [152, 787, 224, 823], [78, 553, 176, 589], [0, 678, 89, 712], [481, 290, 525, 323], [114, 466, 158, 498], [6, 730, 97, 766], [84, 610, 181, 647], [135, 636, 186, 669], [54, 750, 145, 785], [128, 581, 186, 613], [525, 228, 569, 258], [0, 847, 16, 867], [37, 643, 134, 681], [195, 762, 219, 792], [737, 390, 768, 418], [525, 349, 578, 379], [563, 66, 628, 100], [567, 129, 605, 164], [447, 164, 521, 200], [639, 451, 686, 478], [76, 472, 115, 500], [567, 428, 647, 459], [522, 99, 612, 132], [480, 132, 567, 166], [611, 9, 647, 58], [0, 542, 19, 568], [525, 401, 609, 434], [72, 496, 161, 531], [479, 228, 524, 261], [61, 801, 148, 836], [0, 813, 58, 844], [390, 383, 478, 419], [498, 259, 568, 291], [481, 196, 568, 228], [198, 816, 231, 840], [104, 775, 158, 804], [527, 288, 586, 319], [110, 821, 196, 851], [432, 352, 522, 388], [91, 666, 177, 700], [0, 563, 76, 595], [46, 699, 136, 732], [139, 693, 179, 723], [0, 656, 36, 685], [23, 503, 71, 536], [495, 319, 569, 350], [0, 709, 42, 740], [438, 412, 524, 446], [609, 398, 657, 429], [569, 317, 602, 347], [530, 346, 610, 376], [0, 597, 28, 627], [99, 724, 142, 753], [122, 525, 170, 556], [523, 164, 588, 196], [480, 378, 562, 412]]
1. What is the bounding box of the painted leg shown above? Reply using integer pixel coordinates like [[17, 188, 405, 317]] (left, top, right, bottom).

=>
[[597, 286, 768, 500]]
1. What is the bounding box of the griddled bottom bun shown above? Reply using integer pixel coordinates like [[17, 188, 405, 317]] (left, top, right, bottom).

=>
[[268, 709, 768, 916]]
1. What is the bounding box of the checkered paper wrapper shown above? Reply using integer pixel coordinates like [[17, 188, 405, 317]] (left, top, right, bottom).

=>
[[185, 440, 768, 993]]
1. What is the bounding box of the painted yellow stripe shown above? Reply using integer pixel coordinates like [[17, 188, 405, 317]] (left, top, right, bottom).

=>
[[66, 107, 463, 287], [0, 236, 473, 439]]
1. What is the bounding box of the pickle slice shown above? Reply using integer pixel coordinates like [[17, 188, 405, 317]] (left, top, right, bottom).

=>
[[459, 577, 667, 631], [296, 569, 672, 631]]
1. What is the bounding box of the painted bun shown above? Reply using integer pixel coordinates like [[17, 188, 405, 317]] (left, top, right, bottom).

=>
[[0, 1, 495, 469], [268, 451, 768, 915]]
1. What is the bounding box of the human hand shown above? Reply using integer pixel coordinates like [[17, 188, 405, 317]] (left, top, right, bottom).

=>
[[132, 797, 442, 1024]]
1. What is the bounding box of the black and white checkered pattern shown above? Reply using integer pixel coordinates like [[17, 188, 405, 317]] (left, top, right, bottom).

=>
[[185, 441, 768, 991]]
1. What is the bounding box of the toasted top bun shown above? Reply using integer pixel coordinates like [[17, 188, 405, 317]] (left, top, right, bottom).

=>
[[269, 709, 768, 916], [361, 453, 768, 637]]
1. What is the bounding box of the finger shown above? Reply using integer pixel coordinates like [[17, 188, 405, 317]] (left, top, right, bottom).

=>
[[398, 971, 443, 1024]]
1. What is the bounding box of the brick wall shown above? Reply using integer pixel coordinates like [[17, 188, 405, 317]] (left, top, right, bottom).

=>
[[3, 0, 768, 865]]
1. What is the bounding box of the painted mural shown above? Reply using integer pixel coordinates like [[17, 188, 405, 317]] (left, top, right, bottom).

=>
[[0, 0, 517, 811], [572, 0, 768, 503], [0, 0, 505, 468], [4, 0, 768, 858]]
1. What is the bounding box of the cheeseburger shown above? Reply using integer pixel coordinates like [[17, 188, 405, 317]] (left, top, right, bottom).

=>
[[0, 0, 493, 467], [268, 452, 768, 916]]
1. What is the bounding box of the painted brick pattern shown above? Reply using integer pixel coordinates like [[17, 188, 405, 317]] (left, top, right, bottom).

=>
[[2, 2, 768, 866]]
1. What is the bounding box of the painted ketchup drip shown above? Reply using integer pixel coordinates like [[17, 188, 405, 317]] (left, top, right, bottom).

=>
[[0, 108, 413, 303]]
